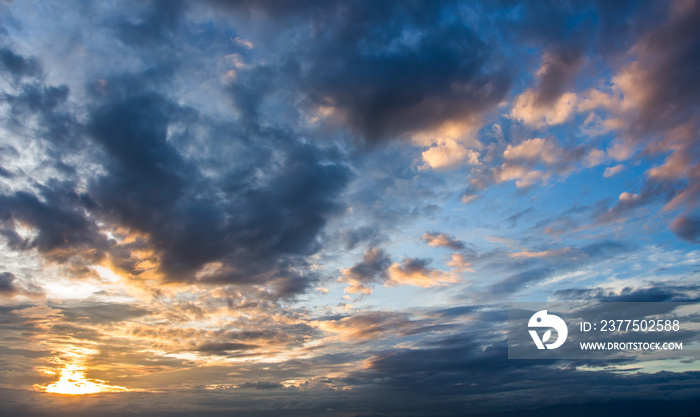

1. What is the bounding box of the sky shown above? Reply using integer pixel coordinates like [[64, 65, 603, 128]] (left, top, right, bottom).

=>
[[0, 0, 699, 416]]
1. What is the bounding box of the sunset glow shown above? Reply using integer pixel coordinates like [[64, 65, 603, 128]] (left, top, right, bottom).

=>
[[45, 365, 128, 395]]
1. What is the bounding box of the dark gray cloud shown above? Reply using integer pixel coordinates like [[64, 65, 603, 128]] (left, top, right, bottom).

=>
[[622, 4, 700, 134], [0, 35, 353, 295], [294, 22, 510, 143], [533, 44, 584, 107], [0, 50, 83, 160], [0, 272, 16, 293], [342, 333, 700, 416], [0, 185, 109, 261], [396, 258, 429, 274], [80, 68, 353, 291], [237, 380, 283, 390], [0, 47, 40, 80], [210, 0, 511, 144], [1, 387, 699, 417], [670, 214, 700, 243], [195, 342, 259, 354], [113, 0, 187, 47], [58, 302, 152, 323], [555, 284, 700, 303], [206, 0, 664, 145], [339, 247, 392, 294]]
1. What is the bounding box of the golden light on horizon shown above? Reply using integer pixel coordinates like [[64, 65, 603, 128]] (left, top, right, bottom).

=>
[[45, 364, 129, 395]]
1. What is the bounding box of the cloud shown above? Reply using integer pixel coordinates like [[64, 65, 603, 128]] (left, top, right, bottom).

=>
[[315, 311, 414, 341], [338, 248, 392, 295], [594, 182, 679, 225], [420, 140, 480, 170], [578, 2, 700, 228], [195, 342, 259, 355], [509, 248, 571, 258], [112, 0, 187, 47], [604, 164, 625, 178], [0, 54, 82, 163], [386, 258, 457, 288], [495, 164, 551, 188], [220, 1, 511, 144], [612, 7, 700, 135], [0, 47, 40, 80], [511, 90, 578, 127], [488, 267, 555, 295], [340, 245, 466, 294], [503, 137, 563, 164], [446, 253, 474, 272], [0, 188, 109, 262], [487, 241, 633, 296], [237, 380, 283, 390], [533, 45, 584, 106], [586, 148, 607, 167], [489, 136, 594, 189], [509, 44, 584, 128], [421, 232, 465, 250], [670, 215, 700, 243], [555, 283, 700, 303], [84, 76, 354, 293], [0, 50, 353, 296], [0, 272, 17, 293], [503, 2, 699, 235], [508, 45, 584, 128]]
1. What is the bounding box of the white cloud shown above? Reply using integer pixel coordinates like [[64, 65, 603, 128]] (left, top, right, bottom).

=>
[[510, 90, 578, 127], [619, 192, 640, 202], [586, 148, 607, 168], [503, 137, 562, 164], [421, 140, 480, 170], [603, 164, 625, 178], [496, 164, 550, 188]]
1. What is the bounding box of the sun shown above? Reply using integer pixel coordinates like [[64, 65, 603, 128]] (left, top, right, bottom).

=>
[[45, 364, 129, 395]]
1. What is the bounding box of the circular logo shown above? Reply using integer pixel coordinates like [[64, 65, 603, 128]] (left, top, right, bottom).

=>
[[528, 310, 568, 349]]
